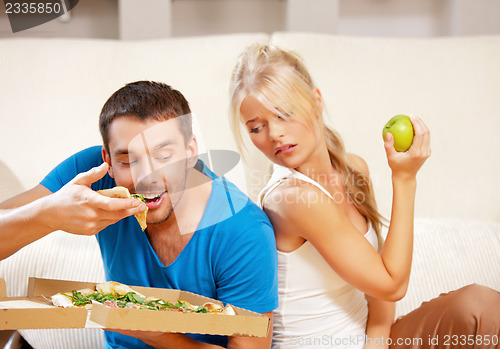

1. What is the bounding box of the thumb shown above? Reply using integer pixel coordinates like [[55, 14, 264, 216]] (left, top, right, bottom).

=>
[[72, 163, 109, 187], [384, 132, 396, 156]]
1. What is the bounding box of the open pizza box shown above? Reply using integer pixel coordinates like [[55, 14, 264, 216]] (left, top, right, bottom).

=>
[[0, 278, 88, 329], [0, 277, 271, 337]]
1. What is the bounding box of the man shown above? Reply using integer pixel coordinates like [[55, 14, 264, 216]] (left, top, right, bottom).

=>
[[0, 81, 278, 348]]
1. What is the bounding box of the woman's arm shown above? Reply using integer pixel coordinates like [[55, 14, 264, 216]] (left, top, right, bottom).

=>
[[350, 154, 395, 349], [264, 116, 430, 301], [364, 296, 395, 349]]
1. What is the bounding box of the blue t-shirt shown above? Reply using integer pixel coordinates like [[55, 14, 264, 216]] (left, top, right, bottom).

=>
[[41, 146, 278, 349]]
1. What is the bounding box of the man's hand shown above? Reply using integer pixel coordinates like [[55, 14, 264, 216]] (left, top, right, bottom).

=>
[[0, 162, 145, 260], [42, 163, 147, 236]]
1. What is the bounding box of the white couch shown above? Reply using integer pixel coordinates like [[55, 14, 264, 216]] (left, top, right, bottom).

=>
[[1, 33, 499, 348]]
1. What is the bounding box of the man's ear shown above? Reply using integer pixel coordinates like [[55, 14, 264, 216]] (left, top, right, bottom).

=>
[[101, 146, 115, 178], [314, 87, 324, 116], [186, 135, 198, 168]]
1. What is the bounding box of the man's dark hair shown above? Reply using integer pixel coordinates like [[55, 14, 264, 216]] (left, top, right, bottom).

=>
[[99, 81, 192, 153]]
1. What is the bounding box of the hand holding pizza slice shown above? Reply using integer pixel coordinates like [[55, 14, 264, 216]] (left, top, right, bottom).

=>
[[98, 187, 148, 230]]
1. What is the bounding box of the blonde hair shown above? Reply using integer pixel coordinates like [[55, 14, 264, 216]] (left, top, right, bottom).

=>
[[230, 44, 384, 243]]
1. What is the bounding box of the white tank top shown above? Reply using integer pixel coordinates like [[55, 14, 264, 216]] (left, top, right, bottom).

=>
[[259, 165, 378, 349]]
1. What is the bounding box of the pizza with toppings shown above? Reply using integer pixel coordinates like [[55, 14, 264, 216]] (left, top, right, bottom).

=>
[[51, 281, 236, 315]]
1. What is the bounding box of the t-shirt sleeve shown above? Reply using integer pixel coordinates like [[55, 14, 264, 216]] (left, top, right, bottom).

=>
[[40, 146, 108, 193], [212, 208, 279, 314]]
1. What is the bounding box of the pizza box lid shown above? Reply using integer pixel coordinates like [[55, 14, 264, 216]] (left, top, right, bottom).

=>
[[3, 277, 270, 337], [0, 277, 88, 330]]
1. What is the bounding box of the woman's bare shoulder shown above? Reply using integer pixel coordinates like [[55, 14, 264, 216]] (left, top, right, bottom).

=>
[[263, 177, 330, 209], [347, 153, 370, 177], [262, 176, 344, 237]]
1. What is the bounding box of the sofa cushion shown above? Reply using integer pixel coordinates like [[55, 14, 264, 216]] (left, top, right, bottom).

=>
[[395, 218, 500, 318]]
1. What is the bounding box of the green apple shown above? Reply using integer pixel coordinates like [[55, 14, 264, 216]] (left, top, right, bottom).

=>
[[382, 114, 414, 152]]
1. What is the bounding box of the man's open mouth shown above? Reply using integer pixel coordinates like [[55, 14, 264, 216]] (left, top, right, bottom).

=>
[[140, 192, 166, 209]]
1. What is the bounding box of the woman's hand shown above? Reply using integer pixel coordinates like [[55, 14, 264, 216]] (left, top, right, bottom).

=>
[[384, 115, 431, 181]]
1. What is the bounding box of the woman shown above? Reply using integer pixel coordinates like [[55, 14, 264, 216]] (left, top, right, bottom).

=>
[[229, 44, 499, 349]]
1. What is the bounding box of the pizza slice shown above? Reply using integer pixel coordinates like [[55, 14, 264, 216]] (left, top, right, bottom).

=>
[[51, 288, 95, 308], [203, 302, 236, 315], [98, 186, 148, 230]]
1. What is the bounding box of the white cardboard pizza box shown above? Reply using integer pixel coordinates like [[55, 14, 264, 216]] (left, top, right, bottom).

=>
[[1, 277, 270, 337]]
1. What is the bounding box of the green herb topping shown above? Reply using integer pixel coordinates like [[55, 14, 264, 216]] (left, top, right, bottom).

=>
[[65, 290, 209, 313], [131, 194, 146, 203]]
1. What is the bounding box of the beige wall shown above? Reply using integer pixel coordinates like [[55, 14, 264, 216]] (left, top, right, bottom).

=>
[[172, 0, 286, 37], [339, 0, 450, 37], [341, 0, 500, 36], [450, 0, 500, 35], [0, 0, 499, 39]]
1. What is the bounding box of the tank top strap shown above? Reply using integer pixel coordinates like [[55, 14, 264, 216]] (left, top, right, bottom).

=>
[[259, 164, 334, 207], [259, 164, 378, 249]]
